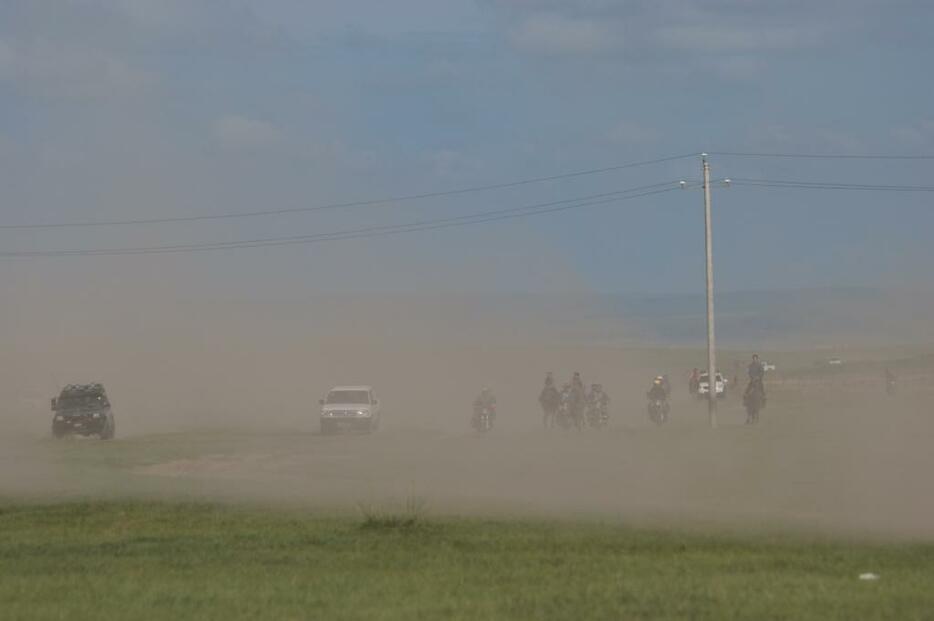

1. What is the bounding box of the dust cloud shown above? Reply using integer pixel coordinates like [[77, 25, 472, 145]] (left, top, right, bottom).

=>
[[2, 286, 934, 540]]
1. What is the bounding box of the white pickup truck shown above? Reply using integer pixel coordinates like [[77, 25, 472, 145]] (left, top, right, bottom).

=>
[[319, 385, 381, 434], [698, 372, 727, 398]]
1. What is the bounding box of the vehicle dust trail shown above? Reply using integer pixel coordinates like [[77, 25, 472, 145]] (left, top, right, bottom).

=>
[[2, 290, 934, 539], [4, 355, 934, 539]]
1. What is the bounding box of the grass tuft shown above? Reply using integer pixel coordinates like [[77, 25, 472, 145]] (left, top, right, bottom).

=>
[[358, 493, 428, 530]]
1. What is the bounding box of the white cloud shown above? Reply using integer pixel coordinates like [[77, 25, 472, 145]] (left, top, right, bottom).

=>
[[509, 13, 618, 55], [213, 115, 284, 150]]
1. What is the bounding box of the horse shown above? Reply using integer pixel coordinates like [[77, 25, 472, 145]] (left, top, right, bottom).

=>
[[743, 379, 766, 424]]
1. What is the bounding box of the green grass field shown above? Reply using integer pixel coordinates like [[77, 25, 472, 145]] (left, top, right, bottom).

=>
[[2, 501, 932, 620]]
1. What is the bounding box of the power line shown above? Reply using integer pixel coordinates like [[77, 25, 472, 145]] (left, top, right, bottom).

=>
[[2, 184, 684, 257], [0, 153, 697, 230], [730, 178, 934, 192], [709, 151, 934, 160], [0, 182, 688, 258]]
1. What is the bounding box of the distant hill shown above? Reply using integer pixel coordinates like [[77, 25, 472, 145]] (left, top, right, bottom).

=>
[[147, 287, 932, 350], [585, 287, 934, 348]]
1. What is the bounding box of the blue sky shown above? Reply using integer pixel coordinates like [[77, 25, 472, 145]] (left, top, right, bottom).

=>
[[1, 0, 933, 297]]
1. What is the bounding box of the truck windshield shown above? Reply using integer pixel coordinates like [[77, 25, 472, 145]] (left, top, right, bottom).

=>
[[58, 395, 107, 409], [326, 391, 369, 405]]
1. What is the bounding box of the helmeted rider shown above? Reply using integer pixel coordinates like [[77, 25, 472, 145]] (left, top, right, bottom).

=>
[[588, 383, 610, 409], [473, 388, 497, 423], [544, 371, 555, 388], [571, 371, 584, 393], [647, 376, 668, 402]]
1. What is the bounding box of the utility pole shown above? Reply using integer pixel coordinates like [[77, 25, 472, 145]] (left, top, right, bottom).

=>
[[702, 153, 717, 428]]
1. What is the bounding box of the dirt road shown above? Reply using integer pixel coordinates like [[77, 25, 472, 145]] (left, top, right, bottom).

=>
[[4, 380, 932, 539]]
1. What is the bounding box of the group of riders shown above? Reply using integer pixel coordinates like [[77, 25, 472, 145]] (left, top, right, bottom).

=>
[[537, 372, 610, 430], [471, 355, 905, 432], [473, 354, 771, 431]]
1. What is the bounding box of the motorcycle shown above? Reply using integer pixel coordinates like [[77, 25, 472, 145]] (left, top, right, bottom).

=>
[[472, 405, 494, 433], [586, 402, 609, 429], [647, 399, 670, 426], [555, 401, 572, 430]]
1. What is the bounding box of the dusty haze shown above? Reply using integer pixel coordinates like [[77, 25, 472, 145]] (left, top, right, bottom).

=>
[[2, 288, 934, 541]]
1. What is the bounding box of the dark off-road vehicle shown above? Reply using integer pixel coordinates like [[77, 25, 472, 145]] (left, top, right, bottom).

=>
[[51, 384, 116, 440]]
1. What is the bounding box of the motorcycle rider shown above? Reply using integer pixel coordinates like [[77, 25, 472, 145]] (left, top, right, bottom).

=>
[[588, 383, 610, 409], [661, 375, 672, 398], [571, 372, 584, 393], [688, 368, 700, 395], [560, 382, 573, 401], [647, 376, 668, 402], [473, 388, 497, 425]]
